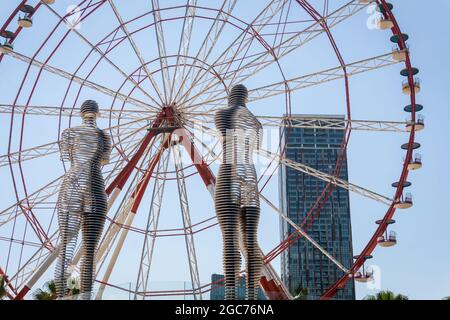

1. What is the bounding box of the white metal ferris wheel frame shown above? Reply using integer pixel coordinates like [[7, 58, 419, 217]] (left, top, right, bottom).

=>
[[0, 0, 422, 300]]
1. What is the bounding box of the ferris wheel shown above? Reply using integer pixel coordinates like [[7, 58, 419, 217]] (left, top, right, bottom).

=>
[[0, 0, 423, 300]]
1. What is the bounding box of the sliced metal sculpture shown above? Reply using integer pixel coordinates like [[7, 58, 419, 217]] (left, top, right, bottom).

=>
[[214, 84, 263, 300], [55, 100, 111, 300]]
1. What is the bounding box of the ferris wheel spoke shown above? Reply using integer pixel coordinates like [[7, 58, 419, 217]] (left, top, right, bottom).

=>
[[0, 126, 144, 231], [184, 50, 404, 108], [172, 0, 237, 104], [249, 51, 404, 102], [190, 120, 392, 205], [6, 230, 60, 297], [0, 116, 151, 168], [177, 0, 288, 106], [189, 130, 221, 164], [186, 113, 411, 133], [172, 142, 202, 299], [169, 0, 198, 104], [92, 161, 150, 273], [103, 128, 153, 185], [259, 193, 349, 273], [93, 168, 146, 276], [181, 95, 228, 115], [134, 146, 171, 299], [95, 135, 170, 299], [106, 0, 165, 106], [0, 141, 59, 169], [214, 0, 371, 88], [260, 116, 410, 132], [151, 0, 172, 104], [0, 177, 61, 228], [258, 148, 393, 205], [3, 50, 155, 111], [0, 104, 156, 120], [40, 2, 162, 108]]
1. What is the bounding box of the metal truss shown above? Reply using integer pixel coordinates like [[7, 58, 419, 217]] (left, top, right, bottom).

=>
[[186, 122, 349, 273], [95, 134, 167, 299], [259, 193, 349, 273], [229, 0, 371, 84], [3, 50, 154, 111], [258, 148, 393, 205], [261, 116, 409, 132], [7, 230, 60, 298], [0, 104, 155, 119], [151, 0, 172, 103], [186, 114, 409, 133], [0, 177, 61, 228], [171, 0, 237, 103], [249, 51, 404, 102], [134, 143, 171, 299], [184, 51, 404, 111], [193, 120, 393, 206], [181, 0, 370, 110], [107, 0, 165, 105], [172, 140, 202, 300], [178, 0, 288, 106], [169, 0, 198, 104], [0, 116, 149, 168], [40, 1, 161, 108]]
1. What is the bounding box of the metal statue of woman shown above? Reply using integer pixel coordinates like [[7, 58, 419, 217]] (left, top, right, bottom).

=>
[[214, 84, 263, 300], [55, 100, 111, 300]]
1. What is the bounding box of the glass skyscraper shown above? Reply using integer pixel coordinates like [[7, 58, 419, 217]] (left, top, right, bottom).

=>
[[278, 115, 355, 300]]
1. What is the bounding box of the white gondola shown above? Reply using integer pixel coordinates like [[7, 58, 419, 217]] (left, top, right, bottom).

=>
[[377, 231, 397, 247], [394, 193, 413, 209], [18, 5, 35, 28], [354, 271, 374, 283], [0, 42, 13, 54], [408, 154, 422, 171], [18, 16, 33, 28], [402, 79, 421, 95], [378, 18, 394, 30], [406, 114, 425, 132], [392, 48, 407, 61]]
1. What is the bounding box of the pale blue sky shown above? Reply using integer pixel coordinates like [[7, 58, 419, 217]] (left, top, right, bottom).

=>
[[0, 0, 449, 300]]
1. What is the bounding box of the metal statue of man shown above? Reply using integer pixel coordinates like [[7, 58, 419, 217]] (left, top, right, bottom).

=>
[[214, 84, 263, 300], [55, 100, 111, 299]]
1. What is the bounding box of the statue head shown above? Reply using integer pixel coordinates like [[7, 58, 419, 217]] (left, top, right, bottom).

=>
[[80, 100, 99, 120], [228, 84, 248, 106]]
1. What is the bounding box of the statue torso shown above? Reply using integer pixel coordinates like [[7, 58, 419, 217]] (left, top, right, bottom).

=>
[[214, 105, 262, 165], [60, 124, 111, 170]]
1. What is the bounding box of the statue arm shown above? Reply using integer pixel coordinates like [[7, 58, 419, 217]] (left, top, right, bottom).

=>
[[59, 128, 73, 162], [101, 130, 112, 165], [256, 119, 263, 151]]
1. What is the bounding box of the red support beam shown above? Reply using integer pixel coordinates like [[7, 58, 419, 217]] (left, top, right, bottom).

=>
[[106, 111, 165, 195]]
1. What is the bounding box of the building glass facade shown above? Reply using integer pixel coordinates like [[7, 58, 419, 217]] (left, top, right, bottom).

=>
[[210, 274, 266, 300], [278, 115, 355, 300]]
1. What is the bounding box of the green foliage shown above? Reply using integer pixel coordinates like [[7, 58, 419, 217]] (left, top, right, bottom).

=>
[[364, 290, 409, 300], [33, 280, 57, 300], [33, 279, 82, 300], [0, 275, 7, 300], [293, 285, 309, 300]]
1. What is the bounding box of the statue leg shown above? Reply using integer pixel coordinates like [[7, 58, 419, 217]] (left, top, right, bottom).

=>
[[217, 203, 240, 300], [239, 206, 262, 300], [55, 209, 80, 299], [79, 212, 105, 299], [215, 166, 241, 300]]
